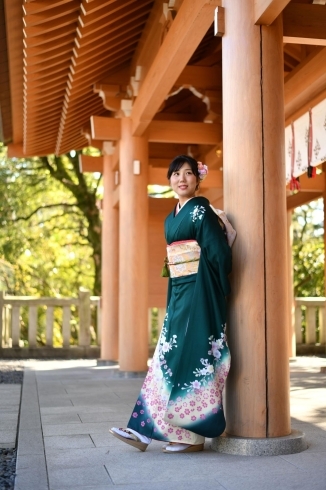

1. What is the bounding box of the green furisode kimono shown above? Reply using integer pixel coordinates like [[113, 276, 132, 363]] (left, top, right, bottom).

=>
[[127, 196, 232, 443]]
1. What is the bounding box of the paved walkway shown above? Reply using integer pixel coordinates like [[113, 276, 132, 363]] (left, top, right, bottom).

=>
[[0, 384, 20, 449], [14, 357, 326, 490]]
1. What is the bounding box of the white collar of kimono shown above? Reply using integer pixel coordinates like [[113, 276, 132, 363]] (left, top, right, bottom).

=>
[[176, 197, 195, 215]]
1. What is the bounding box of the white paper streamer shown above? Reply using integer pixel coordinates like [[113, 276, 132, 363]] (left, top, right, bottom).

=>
[[285, 98, 326, 183]]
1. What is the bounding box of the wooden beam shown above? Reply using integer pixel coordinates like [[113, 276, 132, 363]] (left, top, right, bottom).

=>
[[148, 167, 169, 185], [131, 0, 221, 136], [174, 65, 222, 90], [7, 144, 26, 158], [4, 0, 24, 143], [283, 4, 326, 46], [285, 87, 326, 127], [254, 0, 291, 25], [149, 158, 171, 168], [200, 144, 222, 169], [91, 116, 221, 145], [148, 120, 222, 145], [93, 83, 121, 112], [90, 116, 121, 141], [130, 0, 167, 82], [78, 154, 104, 173], [283, 44, 302, 63], [284, 47, 326, 120], [287, 191, 322, 210], [112, 141, 120, 172], [254, 0, 291, 26]]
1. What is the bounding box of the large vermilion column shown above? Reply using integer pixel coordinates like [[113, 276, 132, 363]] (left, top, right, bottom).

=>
[[100, 154, 119, 362], [222, 1, 290, 438], [119, 118, 149, 371]]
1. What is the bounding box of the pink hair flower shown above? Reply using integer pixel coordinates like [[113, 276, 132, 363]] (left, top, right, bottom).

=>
[[197, 161, 208, 181]]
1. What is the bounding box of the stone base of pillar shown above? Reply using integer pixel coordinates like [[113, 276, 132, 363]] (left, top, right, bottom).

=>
[[97, 359, 118, 366], [96, 360, 147, 379], [212, 430, 307, 456]]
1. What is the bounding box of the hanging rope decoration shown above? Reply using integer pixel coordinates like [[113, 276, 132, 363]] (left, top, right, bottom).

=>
[[289, 121, 300, 192], [307, 108, 316, 178]]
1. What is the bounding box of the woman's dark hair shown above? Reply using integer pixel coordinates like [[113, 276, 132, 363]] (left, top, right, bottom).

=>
[[167, 155, 200, 180]]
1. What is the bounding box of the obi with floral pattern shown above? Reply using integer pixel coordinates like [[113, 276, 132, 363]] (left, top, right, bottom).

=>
[[167, 240, 200, 278]]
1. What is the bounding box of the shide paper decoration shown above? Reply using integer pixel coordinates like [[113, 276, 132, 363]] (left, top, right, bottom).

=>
[[285, 98, 326, 191]]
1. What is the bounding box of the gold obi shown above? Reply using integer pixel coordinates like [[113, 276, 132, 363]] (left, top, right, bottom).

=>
[[167, 240, 201, 278]]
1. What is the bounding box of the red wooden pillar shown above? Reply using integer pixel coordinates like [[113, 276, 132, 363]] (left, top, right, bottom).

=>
[[119, 118, 149, 371], [100, 154, 119, 362], [222, 0, 290, 438]]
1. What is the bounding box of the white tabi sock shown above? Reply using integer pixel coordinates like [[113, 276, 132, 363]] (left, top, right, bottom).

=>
[[164, 443, 191, 452]]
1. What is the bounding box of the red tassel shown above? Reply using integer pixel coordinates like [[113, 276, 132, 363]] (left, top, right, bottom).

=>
[[289, 176, 300, 191]]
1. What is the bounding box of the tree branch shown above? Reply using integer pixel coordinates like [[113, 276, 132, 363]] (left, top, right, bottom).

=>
[[94, 173, 103, 195], [14, 203, 78, 222]]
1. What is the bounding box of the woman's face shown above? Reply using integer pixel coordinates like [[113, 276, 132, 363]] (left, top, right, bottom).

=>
[[169, 162, 199, 204]]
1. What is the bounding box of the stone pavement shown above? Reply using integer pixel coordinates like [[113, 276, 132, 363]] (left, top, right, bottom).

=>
[[13, 357, 326, 490], [0, 384, 21, 449]]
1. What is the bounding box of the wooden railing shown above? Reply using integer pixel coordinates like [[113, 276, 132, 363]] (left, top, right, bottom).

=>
[[0, 288, 101, 358], [295, 297, 326, 354], [1, 292, 325, 357]]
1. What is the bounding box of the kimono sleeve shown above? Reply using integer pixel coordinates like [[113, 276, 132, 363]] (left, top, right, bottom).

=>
[[195, 206, 232, 296]]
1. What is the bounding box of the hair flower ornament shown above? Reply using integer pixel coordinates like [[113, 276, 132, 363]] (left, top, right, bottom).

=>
[[197, 162, 208, 181]]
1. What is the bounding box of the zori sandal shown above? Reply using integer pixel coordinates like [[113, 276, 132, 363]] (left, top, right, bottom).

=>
[[109, 427, 148, 452], [163, 442, 204, 453]]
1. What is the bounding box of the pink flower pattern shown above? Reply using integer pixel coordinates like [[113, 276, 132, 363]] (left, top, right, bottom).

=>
[[127, 318, 230, 444]]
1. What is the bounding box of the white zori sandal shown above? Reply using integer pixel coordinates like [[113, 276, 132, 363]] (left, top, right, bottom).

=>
[[163, 442, 204, 453], [109, 427, 151, 452]]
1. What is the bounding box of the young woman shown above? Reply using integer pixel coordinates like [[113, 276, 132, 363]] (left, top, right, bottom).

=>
[[110, 155, 232, 453]]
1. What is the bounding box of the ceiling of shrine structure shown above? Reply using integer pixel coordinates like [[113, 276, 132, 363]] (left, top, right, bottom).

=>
[[1, 0, 326, 183]]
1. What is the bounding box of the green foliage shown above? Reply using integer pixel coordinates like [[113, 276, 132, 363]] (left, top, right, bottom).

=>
[[0, 259, 14, 291], [292, 199, 324, 297], [0, 144, 102, 297], [0, 144, 103, 346]]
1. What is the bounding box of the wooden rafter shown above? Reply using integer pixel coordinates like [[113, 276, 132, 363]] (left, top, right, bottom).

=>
[[285, 87, 326, 127], [4, 0, 326, 164], [55, 0, 154, 154], [4, 0, 24, 143], [284, 47, 326, 120], [287, 191, 322, 210], [283, 4, 326, 46], [254, 0, 291, 25], [22, 3, 80, 27], [131, 0, 221, 136]]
